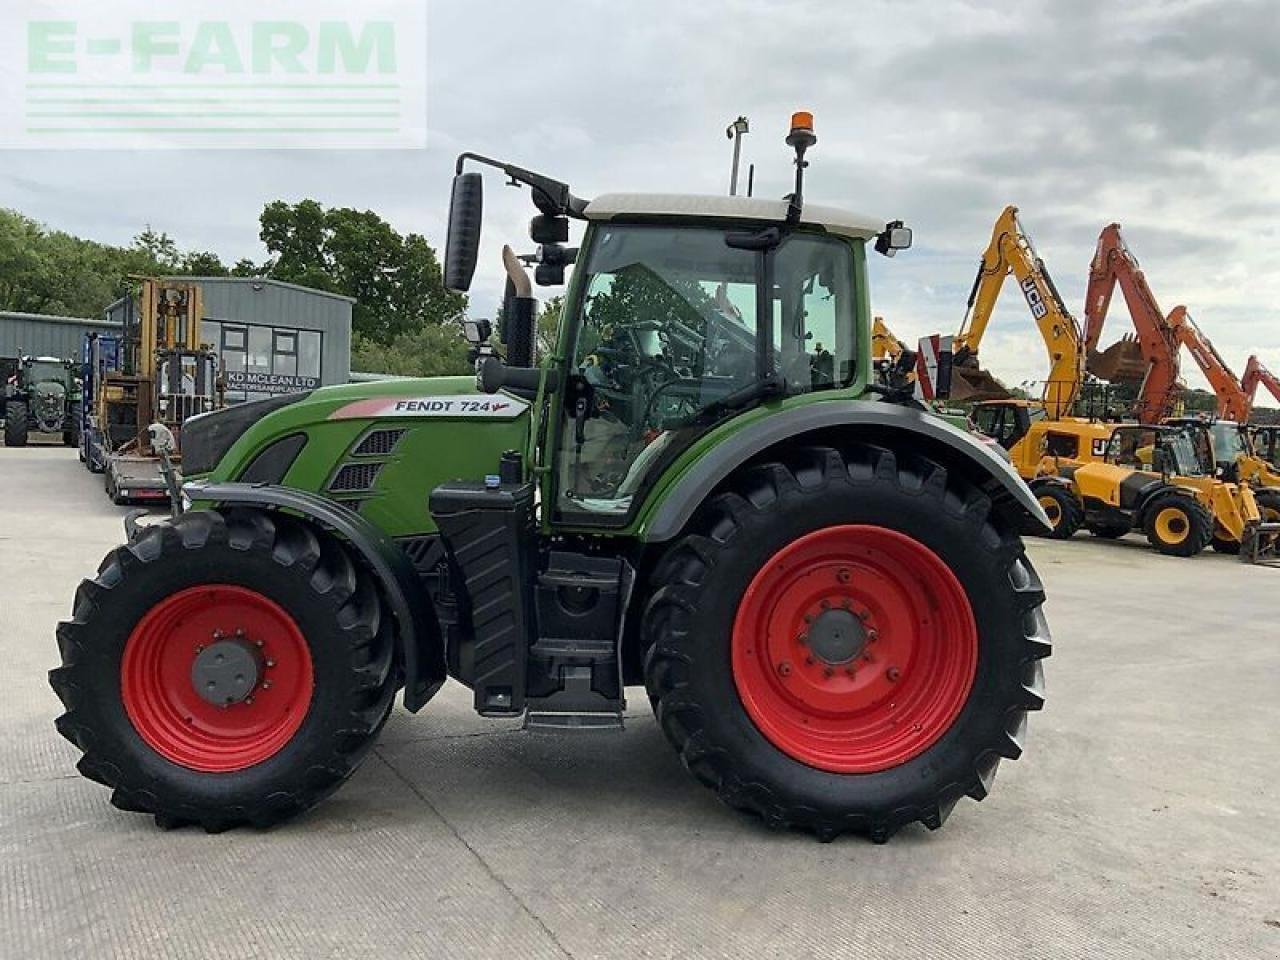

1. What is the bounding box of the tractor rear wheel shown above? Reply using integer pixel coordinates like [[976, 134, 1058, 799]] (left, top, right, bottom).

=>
[[643, 444, 1049, 842], [50, 509, 397, 831], [1030, 482, 1082, 540], [1143, 494, 1213, 557], [4, 401, 28, 447]]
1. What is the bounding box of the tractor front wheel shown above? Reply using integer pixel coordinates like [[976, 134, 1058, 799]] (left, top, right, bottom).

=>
[[4, 401, 28, 447], [1143, 495, 1213, 557], [643, 444, 1050, 842], [50, 509, 397, 830]]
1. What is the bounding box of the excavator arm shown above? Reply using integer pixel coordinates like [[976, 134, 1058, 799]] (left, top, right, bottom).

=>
[[955, 205, 1085, 419], [1242, 355, 1280, 410], [872, 316, 906, 362], [1166, 307, 1251, 421], [1083, 224, 1182, 424]]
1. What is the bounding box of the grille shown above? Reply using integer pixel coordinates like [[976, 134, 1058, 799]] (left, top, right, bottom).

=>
[[354, 428, 406, 457], [329, 461, 383, 492]]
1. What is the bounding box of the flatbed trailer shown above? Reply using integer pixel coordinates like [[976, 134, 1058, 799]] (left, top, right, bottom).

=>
[[103, 453, 172, 505]]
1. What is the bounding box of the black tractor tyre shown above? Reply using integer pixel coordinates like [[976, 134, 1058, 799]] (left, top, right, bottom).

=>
[[4, 401, 28, 447], [1143, 494, 1213, 557], [63, 402, 81, 447], [49, 508, 398, 831], [1028, 482, 1083, 540], [642, 443, 1050, 842]]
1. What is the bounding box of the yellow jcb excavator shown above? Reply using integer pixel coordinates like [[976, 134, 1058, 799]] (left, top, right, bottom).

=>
[[953, 205, 1085, 419], [951, 206, 1110, 481]]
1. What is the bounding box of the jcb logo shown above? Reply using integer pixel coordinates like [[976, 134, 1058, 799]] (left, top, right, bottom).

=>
[[1021, 278, 1048, 320], [1092, 438, 1108, 457]]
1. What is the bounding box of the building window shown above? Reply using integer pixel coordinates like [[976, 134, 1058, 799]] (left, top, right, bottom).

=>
[[298, 330, 322, 379], [222, 326, 247, 351], [210, 322, 324, 402]]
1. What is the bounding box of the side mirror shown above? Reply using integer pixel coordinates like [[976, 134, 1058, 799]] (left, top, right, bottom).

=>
[[875, 220, 913, 258], [444, 172, 484, 292]]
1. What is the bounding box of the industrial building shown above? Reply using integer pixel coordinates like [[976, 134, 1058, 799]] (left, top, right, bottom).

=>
[[4, 279, 355, 403], [0, 311, 116, 380]]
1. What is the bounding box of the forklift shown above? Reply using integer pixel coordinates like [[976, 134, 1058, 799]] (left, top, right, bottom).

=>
[[82, 279, 222, 503]]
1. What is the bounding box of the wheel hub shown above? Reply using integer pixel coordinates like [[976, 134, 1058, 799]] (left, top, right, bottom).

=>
[[806, 608, 867, 665], [192, 639, 263, 706]]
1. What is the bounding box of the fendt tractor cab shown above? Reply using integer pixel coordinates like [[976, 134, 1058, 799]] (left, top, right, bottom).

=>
[[2, 355, 81, 448], [52, 114, 1051, 842]]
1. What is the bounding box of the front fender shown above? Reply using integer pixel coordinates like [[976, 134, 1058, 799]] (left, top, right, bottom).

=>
[[641, 399, 1051, 541], [183, 481, 446, 712]]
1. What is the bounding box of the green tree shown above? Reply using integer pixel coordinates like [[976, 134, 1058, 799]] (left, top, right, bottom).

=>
[[258, 201, 465, 344], [537, 296, 564, 359], [350, 325, 471, 378], [180, 250, 230, 276]]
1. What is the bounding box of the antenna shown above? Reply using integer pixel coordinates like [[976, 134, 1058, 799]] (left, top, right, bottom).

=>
[[726, 116, 749, 196]]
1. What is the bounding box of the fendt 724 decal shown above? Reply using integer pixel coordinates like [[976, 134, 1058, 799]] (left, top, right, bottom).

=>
[[329, 395, 530, 420]]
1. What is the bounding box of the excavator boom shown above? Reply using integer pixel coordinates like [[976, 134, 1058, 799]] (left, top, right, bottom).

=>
[[1083, 223, 1182, 424], [1242, 355, 1280, 411], [1166, 307, 1251, 422], [955, 205, 1085, 419], [872, 315, 905, 362]]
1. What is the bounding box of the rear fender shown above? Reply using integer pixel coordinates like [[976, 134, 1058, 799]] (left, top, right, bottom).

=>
[[642, 400, 1051, 541], [183, 481, 446, 712]]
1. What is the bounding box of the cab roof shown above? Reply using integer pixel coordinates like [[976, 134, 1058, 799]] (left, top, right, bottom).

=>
[[583, 193, 885, 240]]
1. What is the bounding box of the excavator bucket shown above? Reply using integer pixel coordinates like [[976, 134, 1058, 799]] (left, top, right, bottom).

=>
[[949, 361, 1011, 403], [1087, 335, 1147, 383]]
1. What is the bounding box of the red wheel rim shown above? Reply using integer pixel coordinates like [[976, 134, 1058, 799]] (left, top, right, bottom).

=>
[[121, 585, 314, 773], [731, 525, 977, 773]]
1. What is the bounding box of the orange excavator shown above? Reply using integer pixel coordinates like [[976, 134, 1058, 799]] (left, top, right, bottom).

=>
[[1166, 307, 1250, 422], [1165, 309, 1280, 490], [1242, 355, 1280, 411], [952, 205, 1085, 419], [1082, 223, 1182, 424]]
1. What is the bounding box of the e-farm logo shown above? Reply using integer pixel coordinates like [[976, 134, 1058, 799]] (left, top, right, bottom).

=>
[[0, 1, 426, 149]]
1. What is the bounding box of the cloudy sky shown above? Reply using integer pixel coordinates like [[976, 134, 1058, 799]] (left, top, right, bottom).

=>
[[3, 0, 1278, 401]]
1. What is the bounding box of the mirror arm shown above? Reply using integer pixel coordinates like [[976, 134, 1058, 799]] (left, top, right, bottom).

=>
[[455, 153, 589, 219]]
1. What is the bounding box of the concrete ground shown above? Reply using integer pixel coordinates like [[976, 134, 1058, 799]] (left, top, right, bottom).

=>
[[1, 445, 1277, 959]]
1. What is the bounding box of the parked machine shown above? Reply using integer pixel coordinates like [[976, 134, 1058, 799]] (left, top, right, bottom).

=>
[[1034, 422, 1276, 559], [81, 279, 222, 503], [1165, 310, 1280, 489], [1082, 223, 1183, 424], [51, 115, 1051, 841], [942, 207, 1110, 488], [952, 205, 1085, 417], [2, 355, 81, 447]]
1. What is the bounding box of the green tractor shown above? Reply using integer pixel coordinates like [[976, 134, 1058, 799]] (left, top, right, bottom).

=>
[[51, 116, 1051, 841], [3, 355, 81, 448]]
